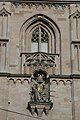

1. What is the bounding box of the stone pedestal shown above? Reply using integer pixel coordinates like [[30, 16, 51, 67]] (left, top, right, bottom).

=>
[[28, 102, 53, 117]]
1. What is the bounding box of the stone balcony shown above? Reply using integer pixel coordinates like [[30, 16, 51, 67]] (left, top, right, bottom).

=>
[[20, 52, 60, 75]]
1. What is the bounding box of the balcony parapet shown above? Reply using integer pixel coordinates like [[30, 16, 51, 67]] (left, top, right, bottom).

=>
[[20, 52, 60, 74]]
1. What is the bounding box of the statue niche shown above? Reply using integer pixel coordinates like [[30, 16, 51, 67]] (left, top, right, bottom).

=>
[[28, 69, 53, 116], [30, 70, 49, 102]]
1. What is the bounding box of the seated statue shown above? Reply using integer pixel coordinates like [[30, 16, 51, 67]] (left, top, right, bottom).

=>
[[30, 74, 47, 102]]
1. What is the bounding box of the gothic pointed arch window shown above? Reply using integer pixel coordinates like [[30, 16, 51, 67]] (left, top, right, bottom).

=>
[[31, 25, 49, 53], [20, 14, 61, 55], [20, 14, 61, 74]]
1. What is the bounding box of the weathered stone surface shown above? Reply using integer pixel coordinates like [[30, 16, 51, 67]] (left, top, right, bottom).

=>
[[0, 1, 79, 120]]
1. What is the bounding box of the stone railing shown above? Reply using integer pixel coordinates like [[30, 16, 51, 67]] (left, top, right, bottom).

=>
[[20, 52, 60, 74]]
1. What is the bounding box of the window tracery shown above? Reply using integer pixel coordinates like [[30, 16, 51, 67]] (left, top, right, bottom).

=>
[[31, 26, 49, 53]]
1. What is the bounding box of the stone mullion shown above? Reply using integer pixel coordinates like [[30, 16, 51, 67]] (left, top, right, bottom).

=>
[[39, 25, 41, 52], [0, 16, 3, 37], [6, 15, 8, 37], [4, 43, 7, 70], [78, 18, 80, 39], [74, 45, 78, 73], [2, 43, 6, 71], [1, 43, 4, 71], [0, 42, 7, 72], [3, 15, 7, 37], [71, 44, 75, 73], [75, 17, 78, 39], [2, 14, 4, 36], [72, 18, 77, 40], [1, 43, 3, 71]]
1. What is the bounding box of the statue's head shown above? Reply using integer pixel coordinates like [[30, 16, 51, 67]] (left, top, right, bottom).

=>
[[33, 69, 47, 79]]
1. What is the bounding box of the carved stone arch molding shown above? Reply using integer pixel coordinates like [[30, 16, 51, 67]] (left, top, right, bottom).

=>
[[26, 22, 53, 53], [69, 9, 80, 40], [0, 7, 11, 37], [69, 9, 80, 18], [20, 14, 61, 54]]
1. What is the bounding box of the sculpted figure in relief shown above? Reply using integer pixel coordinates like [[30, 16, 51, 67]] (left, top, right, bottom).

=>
[[30, 73, 47, 102]]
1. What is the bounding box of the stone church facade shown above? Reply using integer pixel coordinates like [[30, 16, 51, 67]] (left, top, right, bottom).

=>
[[0, 0, 80, 120]]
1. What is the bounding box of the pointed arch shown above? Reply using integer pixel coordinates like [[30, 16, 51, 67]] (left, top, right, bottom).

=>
[[0, 7, 11, 37], [69, 10, 80, 18], [0, 7, 11, 16], [19, 14, 61, 55]]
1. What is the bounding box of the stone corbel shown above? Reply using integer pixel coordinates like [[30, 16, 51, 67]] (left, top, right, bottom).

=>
[[27, 102, 53, 117]]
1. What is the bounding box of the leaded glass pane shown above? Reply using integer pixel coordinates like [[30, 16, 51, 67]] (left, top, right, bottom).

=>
[[31, 42, 38, 52], [41, 43, 48, 52], [32, 27, 39, 42], [31, 26, 49, 52], [41, 28, 49, 43]]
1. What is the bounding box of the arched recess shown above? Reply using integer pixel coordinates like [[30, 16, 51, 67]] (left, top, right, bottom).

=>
[[19, 14, 61, 54]]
